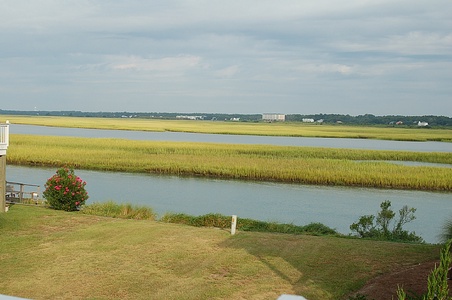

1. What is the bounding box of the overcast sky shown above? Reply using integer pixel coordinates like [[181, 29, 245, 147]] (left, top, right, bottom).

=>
[[1, 1, 451, 116]]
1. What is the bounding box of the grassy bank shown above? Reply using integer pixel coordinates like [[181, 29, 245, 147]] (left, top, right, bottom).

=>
[[0, 205, 440, 300], [160, 212, 339, 236], [4, 115, 452, 141], [81, 202, 339, 236], [7, 134, 452, 191]]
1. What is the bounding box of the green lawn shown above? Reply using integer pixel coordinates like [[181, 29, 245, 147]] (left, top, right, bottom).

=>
[[0, 205, 440, 300]]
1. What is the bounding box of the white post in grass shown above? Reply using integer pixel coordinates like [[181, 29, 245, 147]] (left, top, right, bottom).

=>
[[231, 215, 237, 235]]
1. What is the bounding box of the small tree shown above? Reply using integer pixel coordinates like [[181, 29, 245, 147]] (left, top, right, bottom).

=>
[[43, 167, 88, 211], [350, 200, 422, 243]]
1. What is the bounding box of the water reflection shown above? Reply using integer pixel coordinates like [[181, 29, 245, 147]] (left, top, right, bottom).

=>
[[7, 165, 452, 244]]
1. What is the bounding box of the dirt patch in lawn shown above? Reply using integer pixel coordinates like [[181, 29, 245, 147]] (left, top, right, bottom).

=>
[[350, 260, 452, 299]]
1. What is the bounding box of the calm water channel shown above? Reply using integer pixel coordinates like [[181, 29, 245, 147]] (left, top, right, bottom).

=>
[[7, 165, 452, 244], [6, 124, 452, 243]]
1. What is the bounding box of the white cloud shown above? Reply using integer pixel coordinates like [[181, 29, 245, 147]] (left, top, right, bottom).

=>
[[384, 32, 452, 55], [294, 63, 354, 75], [214, 65, 240, 78], [333, 32, 452, 55], [107, 55, 202, 73]]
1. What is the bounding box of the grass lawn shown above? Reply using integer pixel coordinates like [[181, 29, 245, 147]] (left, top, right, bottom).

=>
[[0, 205, 440, 300]]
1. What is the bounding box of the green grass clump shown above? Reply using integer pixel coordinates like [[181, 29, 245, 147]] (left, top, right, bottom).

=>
[[81, 201, 156, 220], [160, 213, 231, 228], [161, 212, 338, 236]]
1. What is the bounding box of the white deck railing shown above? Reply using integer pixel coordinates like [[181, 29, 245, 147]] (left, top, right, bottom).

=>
[[0, 121, 10, 155]]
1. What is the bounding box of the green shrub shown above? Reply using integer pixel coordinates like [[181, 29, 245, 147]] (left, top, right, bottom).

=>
[[43, 167, 89, 211], [302, 222, 339, 235], [81, 201, 156, 220], [160, 213, 194, 225], [350, 200, 423, 243]]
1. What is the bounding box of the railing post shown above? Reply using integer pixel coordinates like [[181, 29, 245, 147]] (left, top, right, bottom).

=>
[[0, 120, 9, 150], [1, 121, 9, 212], [19, 184, 24, 203], [0, 154, 6, 212]]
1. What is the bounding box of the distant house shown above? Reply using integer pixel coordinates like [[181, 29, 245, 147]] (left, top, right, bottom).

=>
[[302, 118, 315, 123], [418, 121, 429, 127], [262, 114, 285, 122], [176, 115, 204, 120]]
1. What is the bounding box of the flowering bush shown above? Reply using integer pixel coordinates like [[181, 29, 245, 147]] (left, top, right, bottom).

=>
[[43, 167, 89, 211]]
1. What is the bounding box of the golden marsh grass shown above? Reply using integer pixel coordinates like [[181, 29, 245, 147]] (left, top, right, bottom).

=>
[[4, 115, 452, 141], [7, 134, 452, 191]]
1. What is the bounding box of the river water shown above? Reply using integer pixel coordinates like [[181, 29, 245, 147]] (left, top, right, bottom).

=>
[[5, 124, 452, 243], [7, 165, 451, 244]]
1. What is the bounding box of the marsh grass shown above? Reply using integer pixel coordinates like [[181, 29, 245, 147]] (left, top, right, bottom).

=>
[[8, 134, 452, 191], [161, 212, 339, 236], [81, 201, 156, 220], [0, 205, 441, 300], [4, 115, 452, 141]]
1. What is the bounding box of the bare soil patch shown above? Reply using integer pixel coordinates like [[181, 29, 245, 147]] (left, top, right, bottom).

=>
[[350, 260, 451, 299]]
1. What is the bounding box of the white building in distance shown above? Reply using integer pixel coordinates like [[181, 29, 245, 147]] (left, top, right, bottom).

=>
[[262, 114, 286, 122]]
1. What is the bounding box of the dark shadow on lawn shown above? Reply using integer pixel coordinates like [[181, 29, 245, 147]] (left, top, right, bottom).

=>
[[217, 232, 344, 299], [217, 231, 436, 300]]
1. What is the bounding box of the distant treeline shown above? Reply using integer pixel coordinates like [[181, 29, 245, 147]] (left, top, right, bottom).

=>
[[1, 110, 452, 127], [287, 114, 452, 127]]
